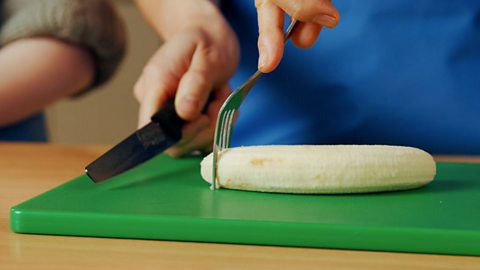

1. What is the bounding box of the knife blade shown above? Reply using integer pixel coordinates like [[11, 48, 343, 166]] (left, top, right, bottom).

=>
[[85, 100, 185, 183]]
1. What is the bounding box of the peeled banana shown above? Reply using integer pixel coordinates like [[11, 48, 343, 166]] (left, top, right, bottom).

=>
[[200, 145, 436, 194]]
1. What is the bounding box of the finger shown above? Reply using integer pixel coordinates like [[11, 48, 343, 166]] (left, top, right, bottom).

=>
[[166, 84, 231, 157], [186, 84, 235, 153], [255, 0, 285, 73], [136, 35, 198, 127], [138, 81, 170, 127], [207, 84, 231, 118], [166, 124, 214, 158], [137, 59, 183, 127], [272, 0, 339, 28], [175, 39, 215, 121], [177, 87, 239, 156], [177, 115, 210, 146], [165, 129, 213, 158], [165, 114, 211, 157], [291, 22, 323, 48], [133, 75, 146, 102]]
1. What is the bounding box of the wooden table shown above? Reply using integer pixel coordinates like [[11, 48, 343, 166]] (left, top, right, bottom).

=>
[[1, 143, 479, 269]]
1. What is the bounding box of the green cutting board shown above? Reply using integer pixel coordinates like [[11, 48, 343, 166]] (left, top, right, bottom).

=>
[[10, 155, 480, 256]]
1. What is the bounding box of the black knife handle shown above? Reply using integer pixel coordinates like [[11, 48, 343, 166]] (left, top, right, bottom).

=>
[[150, 96, 213, 142], [150, 100, 184, 141]]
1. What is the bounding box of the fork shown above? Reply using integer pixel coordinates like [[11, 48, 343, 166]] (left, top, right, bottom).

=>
[[211, 19, 298, 190]]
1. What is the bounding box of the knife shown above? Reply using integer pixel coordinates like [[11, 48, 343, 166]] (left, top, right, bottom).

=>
[[85, 100, 187, 183]]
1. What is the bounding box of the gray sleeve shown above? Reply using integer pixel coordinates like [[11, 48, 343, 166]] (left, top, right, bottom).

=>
[[0, 0, 127, 94]]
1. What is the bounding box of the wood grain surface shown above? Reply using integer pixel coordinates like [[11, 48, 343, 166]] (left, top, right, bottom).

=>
[[1, 143, 479, 269]]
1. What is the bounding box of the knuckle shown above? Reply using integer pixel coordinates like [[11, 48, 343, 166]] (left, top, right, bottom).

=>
[[192, 28, 212, 48], [288, 1, 318, 21], [254, 0, 266, 9], [133, 82, 143, 101], [204, 47, 223, 65], [187, 71, 210, 95], [289, 1, 304, 19], [141, 64, 162, 78], [196, 36, 223, 65]]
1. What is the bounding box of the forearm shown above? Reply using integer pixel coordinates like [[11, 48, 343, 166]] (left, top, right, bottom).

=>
[[0, 37, 94, 127], [134, 0, 227, 40]]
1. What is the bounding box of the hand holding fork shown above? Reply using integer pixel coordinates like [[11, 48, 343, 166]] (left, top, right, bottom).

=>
[[211, 19, 299, 190]]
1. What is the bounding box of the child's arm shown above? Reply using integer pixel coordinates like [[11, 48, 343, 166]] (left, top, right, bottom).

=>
[[0, 37, 94, 126], [0, 0, 126, 127]]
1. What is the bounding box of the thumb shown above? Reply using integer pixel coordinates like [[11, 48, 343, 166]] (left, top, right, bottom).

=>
[[256, 0, 285, 73], [175, 40, 215, 120]]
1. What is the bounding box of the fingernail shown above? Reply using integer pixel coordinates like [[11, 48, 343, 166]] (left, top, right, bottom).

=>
[[313, 15, 338, 28], [179, 95, 199, 117], [258, 38, 268, 70], [258, 53, 268, 70]]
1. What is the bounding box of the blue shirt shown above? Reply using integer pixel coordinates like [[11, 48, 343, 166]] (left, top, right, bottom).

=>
[[0, 113, 48, 142], [222, 0, 480, 154]]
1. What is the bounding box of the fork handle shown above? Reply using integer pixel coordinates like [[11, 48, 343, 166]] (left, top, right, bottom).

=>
[[284, 19, 298, 43]]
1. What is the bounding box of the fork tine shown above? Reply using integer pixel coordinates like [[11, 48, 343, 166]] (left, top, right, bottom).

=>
[[212, 110, 231, 190], [224, 110, 234, 148], [219, 111, 227, 150], [212, 110, 232, 190], [225, 109, 236, 147], [212, 109, 227, 189], [220, 110, 233, 149]]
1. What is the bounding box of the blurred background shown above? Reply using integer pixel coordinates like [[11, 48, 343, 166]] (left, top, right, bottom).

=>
[[46, 0, 158, 144]]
